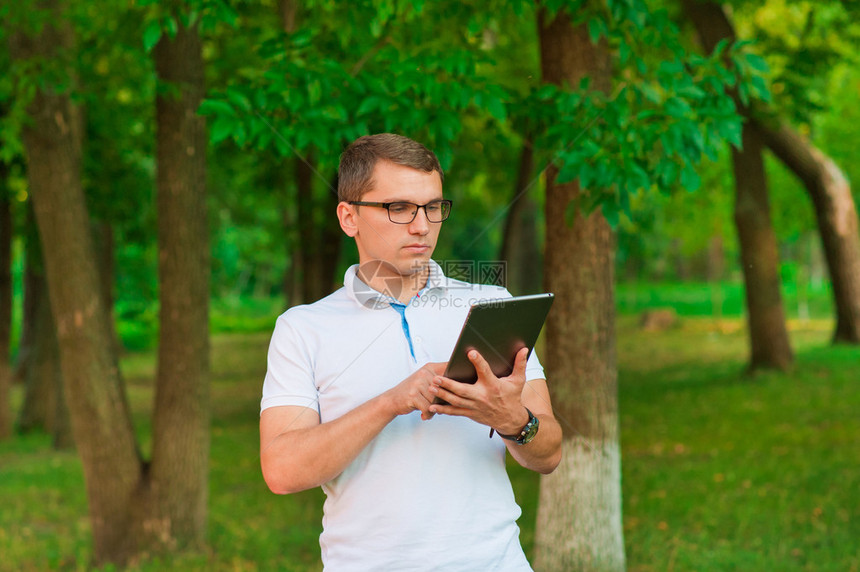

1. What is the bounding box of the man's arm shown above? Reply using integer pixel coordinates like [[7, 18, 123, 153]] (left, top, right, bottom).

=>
[[428, 348, 562, 474], [260, 362, 445, 494]]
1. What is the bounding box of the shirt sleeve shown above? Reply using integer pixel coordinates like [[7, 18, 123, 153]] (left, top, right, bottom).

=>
[[525, 347, 546, 382], [260, 313, 320, 414]]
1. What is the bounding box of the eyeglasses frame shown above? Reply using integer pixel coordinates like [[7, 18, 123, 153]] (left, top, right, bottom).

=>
[[347, 199, 453, 224]]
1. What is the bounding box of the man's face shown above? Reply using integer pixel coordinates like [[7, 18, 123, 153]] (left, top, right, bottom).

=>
[[346, 160, 444, 280]]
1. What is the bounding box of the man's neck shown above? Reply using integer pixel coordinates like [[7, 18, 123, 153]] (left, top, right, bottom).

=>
[[358, 263, 429, 305]]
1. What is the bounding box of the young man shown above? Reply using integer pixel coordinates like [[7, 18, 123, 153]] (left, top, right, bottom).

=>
[[260, 133, 562, 571]]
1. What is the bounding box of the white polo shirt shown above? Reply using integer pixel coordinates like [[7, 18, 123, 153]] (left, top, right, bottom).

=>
[[262, 260, 545, 571]]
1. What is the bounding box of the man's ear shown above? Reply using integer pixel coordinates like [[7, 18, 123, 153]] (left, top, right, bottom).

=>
[[337, 201, 358, 237]]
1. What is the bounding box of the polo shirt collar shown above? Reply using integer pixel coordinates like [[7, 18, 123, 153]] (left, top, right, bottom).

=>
[[344, 259, 448, 309]]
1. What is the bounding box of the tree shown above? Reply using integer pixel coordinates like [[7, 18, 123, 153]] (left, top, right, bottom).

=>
[[8, 0, 213, 563], [533, 10, 625, 571], [683, 0, 860, 344], [730, 121, 793, 369], [149, 10, 211, 551], [15, 227, 72, 448], [9, 0, 143, 563], [525, 0, 757, 567], [499, 136, 543, 295]]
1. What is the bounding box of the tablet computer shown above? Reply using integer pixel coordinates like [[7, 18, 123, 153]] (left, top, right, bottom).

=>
[[443, 293, 554, 385]]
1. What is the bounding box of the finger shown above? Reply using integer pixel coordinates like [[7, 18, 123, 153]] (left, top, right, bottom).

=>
[[429, 381, 472, 409], [433, 374, 477, 400], [428, 402, 473, 417], [467, 350, 495, 382], [511, 347, 529, 379]]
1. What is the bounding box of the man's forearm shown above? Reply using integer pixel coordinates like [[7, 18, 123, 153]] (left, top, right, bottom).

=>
[[262, 394, 397, 494], [505, 413, 563, 474]]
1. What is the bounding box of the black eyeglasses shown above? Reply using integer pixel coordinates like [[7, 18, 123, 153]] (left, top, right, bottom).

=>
[[348, 199, 453, 224]]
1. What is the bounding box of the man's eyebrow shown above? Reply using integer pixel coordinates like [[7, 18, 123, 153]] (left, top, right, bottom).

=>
[[380, 196, 444, 203]]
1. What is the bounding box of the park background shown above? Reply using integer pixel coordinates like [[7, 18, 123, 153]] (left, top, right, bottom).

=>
[[1, 0, 858, 570]]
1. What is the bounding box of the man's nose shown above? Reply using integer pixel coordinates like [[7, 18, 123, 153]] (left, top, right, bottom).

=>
[[408, 207, 431, 233]]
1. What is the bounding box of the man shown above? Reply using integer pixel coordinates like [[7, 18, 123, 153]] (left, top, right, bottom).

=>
[[260, 133, 562, 571]]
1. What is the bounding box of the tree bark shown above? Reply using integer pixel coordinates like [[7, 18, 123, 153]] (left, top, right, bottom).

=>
[[318, 174, 343, 295], [95, 221, 120, 354], [149, 18, 210, 552], [683, 0, 860, 344], [758, 125, 860, 343], [10, 2, 143, 563], [499, 137, 542, 295], [278, 0, 303, 306], [0, 165, 12, 439], [534, 10, 626, 572], [296, 154, 319, 302], [731, 124, 794, 370], [17, 277, 73, 448]]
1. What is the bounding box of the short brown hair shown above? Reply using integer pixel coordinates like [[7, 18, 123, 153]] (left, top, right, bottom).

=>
[[337, 133, 444, 202]]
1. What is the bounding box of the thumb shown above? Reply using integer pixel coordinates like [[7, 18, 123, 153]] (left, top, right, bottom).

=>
[[511, 347, 529, 379]]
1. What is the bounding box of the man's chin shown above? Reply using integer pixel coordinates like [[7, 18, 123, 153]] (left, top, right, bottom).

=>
[[399, 255, 432, 275]]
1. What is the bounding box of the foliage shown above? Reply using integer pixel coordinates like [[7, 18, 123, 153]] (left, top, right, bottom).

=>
[[531, 0, 773, 227], [733, 0, 860, 129]]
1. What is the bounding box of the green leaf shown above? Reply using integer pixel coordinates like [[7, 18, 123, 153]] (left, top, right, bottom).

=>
[[486, 96, 507, 121], [143, 20, 162, 52], [210, 116, 235, 144], [226, 90, 252, 113], [680, 164, 701, 192], [750, 75, 771, 103], [556, 161, 580, 185], [601, 200, 620, 229], [198, 98, 236, 118], [164, 16, 178, 39], [640, 83, 661, 104], [744, 53, 769, 74], [587, 17, 606, 44]]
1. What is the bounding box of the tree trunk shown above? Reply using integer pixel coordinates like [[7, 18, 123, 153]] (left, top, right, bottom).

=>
[[499, 137, 542, 295], [0, 165, 12, 439], [17, 279, 73, 448], [95, 221, 120, 354], [10, 3, 144, 563], [149, 19, 210, 552], [534, 11, 626, 572], [296, 154, 319, 302], [731, 124, 794, 370], [318, 174, 343, 295], [278, 0, 302, 306], [683, 0, 860, 344], [758, 125, 860, 343]]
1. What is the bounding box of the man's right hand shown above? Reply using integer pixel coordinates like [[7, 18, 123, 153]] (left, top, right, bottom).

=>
[[383, 361, 447, 420]]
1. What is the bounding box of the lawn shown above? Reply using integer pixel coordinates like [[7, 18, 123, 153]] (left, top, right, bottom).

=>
[[0, 314, 857, 571]]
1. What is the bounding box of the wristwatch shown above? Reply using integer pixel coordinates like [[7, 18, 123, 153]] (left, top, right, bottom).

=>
[[494, 408, 540, 445]]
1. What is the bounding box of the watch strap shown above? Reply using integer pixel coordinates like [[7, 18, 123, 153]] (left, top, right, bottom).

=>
[[491, 408, 539, 444]]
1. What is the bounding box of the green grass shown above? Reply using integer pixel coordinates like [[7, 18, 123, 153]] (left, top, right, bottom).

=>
[[1, 316, 858, 571]]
